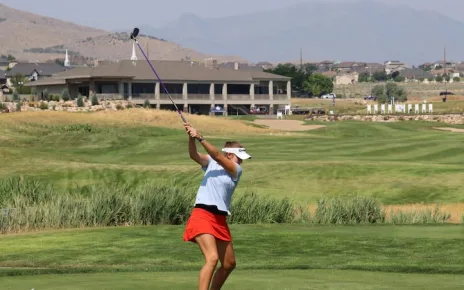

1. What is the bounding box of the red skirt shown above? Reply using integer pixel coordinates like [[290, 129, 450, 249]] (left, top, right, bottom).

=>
[[183, 208, 232, 243]]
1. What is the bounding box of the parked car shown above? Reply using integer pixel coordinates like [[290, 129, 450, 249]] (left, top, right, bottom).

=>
[[364, 95, 377, 101], [321, 93, 336, 99], [250, 106, 268, 115]]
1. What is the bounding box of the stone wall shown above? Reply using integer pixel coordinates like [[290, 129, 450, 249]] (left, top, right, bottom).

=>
[[306, 114, 464, 125], [0, 100, 136, 113]]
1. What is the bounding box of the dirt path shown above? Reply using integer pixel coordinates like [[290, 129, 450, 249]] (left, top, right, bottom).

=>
[[253, 119, 326, 131], [433, 127, 464, 133]]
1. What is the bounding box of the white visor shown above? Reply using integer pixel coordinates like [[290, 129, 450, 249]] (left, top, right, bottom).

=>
[[222, 147, 252, 160]]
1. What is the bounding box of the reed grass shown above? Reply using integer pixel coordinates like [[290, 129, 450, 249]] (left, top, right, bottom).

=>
[[0, 177, 458, 234]]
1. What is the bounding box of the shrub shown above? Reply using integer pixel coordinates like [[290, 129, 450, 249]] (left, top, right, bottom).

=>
[[143, 99, 150, 108], [12, 92, 19, 101], [116, 104, 123, 110], [77, 96, 84, 107], [91, 94, 99, 106], [39, 102, 48, 110], [61, 88, 70, 101], [16, 102, 22, 112]]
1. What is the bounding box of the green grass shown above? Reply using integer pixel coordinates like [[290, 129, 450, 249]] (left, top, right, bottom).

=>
[[1, 112, 464, 288], [3, 270, 464, 290], [1, 225, 463, 274], [2, 118, 464, 205], [0, 225, 463, 288]]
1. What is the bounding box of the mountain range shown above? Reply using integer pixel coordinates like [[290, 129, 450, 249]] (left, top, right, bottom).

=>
[[138, 0, 464, 65], [0, 4, 245, 64]]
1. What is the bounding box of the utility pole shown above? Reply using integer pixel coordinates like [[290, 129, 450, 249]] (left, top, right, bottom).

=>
[[444, 45, 447, 102], [300, 48, 303, 71]]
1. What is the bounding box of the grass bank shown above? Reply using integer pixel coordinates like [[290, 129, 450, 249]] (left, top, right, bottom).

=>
[[0, 225, 463, 276]]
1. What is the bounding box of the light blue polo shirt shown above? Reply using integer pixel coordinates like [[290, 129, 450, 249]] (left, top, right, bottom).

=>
[[194, 155, 243, 215]]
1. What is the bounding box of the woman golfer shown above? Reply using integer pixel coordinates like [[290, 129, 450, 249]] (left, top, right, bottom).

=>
[[183, 123, 252, 290]]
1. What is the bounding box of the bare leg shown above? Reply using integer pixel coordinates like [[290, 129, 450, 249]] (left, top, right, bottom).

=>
[[195, 234, 219, 290], [210, 240, 236, 290]]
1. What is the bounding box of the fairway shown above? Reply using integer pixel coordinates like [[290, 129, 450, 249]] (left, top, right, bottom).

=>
[[3, 270, 464, 290], [1, 225, 463, 289], [0, 109, 464, 289]]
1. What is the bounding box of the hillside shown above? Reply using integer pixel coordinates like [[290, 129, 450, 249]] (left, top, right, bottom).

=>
[[140, 0, 464, 64], [0, 4, 246, 63]]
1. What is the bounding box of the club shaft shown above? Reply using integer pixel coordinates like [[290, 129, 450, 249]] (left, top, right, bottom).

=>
[[134, 40, 187, 123]]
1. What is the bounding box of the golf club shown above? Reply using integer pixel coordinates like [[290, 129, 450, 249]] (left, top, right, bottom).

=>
[[130, 27, 188, 124]]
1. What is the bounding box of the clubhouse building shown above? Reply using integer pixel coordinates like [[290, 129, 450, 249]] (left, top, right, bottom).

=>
[[25, 59, 291, 115]]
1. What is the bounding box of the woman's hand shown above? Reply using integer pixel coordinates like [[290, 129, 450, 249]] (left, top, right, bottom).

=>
[[184, 123, 200, 139]]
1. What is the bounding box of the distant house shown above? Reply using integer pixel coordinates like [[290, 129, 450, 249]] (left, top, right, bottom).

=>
[[0, 69, 6, 85], [399, 68, 433, 81], [335, 72, 359, 85], [317, 60, 334, 70], [335, 62, 366, 72], [6, 62, 67, 82], [384, 61, 408, 74], [217, 62, 264, 72], [254, 62, 274, 70], [0, 57, 9, 71]]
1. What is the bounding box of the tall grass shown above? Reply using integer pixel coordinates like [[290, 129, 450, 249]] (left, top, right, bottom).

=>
[[0, 177, 307, 234], [386, 205, 451, 224], [0, 177, 457, 234], [313, 196, 385, 224]]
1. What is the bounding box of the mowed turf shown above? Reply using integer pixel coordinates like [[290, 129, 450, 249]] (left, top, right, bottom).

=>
[[3, 270, 464, 290], [1, 110, 464, 289], [0, 225, 463, 289], [1, 110, 464, 206]]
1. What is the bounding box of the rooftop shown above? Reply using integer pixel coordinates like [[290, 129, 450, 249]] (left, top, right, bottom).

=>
[[26, 59, 291, 86]]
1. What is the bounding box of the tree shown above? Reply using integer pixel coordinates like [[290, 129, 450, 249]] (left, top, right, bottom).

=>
[[372, 71, 387, 82], [358, 72, 370, 82], [436, 76, 443, 82], [264, 63, 310, 92], [372, 84, 387, 103], [372, 83, 407, 103], [393, 75, 405, 82], [303, 73, 334, 97], [385, 82, 407, 102], [453, 77, 461, 82]]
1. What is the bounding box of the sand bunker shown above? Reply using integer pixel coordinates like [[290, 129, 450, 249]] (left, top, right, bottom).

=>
[[253, 119, 326, 131], [433, 127, 464, 133]]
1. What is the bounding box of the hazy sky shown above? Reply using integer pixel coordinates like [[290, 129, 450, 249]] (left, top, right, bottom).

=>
[[2, 0, 464, 31]]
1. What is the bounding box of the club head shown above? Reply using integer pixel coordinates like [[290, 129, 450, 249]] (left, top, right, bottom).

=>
[[130, 28, 139, 40]]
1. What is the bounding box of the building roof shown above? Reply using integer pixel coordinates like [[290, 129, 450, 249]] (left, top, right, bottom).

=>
[[25, 59, 290, 87], [6, 63, 67, 77], [399, 68, 433, 79], [0, 57, 9, 65]]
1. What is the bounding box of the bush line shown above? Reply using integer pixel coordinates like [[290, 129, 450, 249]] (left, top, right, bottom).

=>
[[0, 177, 457, 234]]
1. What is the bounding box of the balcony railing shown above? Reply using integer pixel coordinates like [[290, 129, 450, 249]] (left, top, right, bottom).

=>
[[187, 94, 211, 100], [132, 94, 155, 100], [227, 94, 251, 101], [214, 94, 223, 100], [273, 94, 289, 100], [254, 94, 270, 100], [96, 94, 122, 100], [160, 93, 183, 100]]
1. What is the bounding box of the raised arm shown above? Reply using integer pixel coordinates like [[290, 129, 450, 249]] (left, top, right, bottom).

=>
[[185, 123, 209, 167], [188, 135, 210, 167], [184, 124, 238, 178]]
